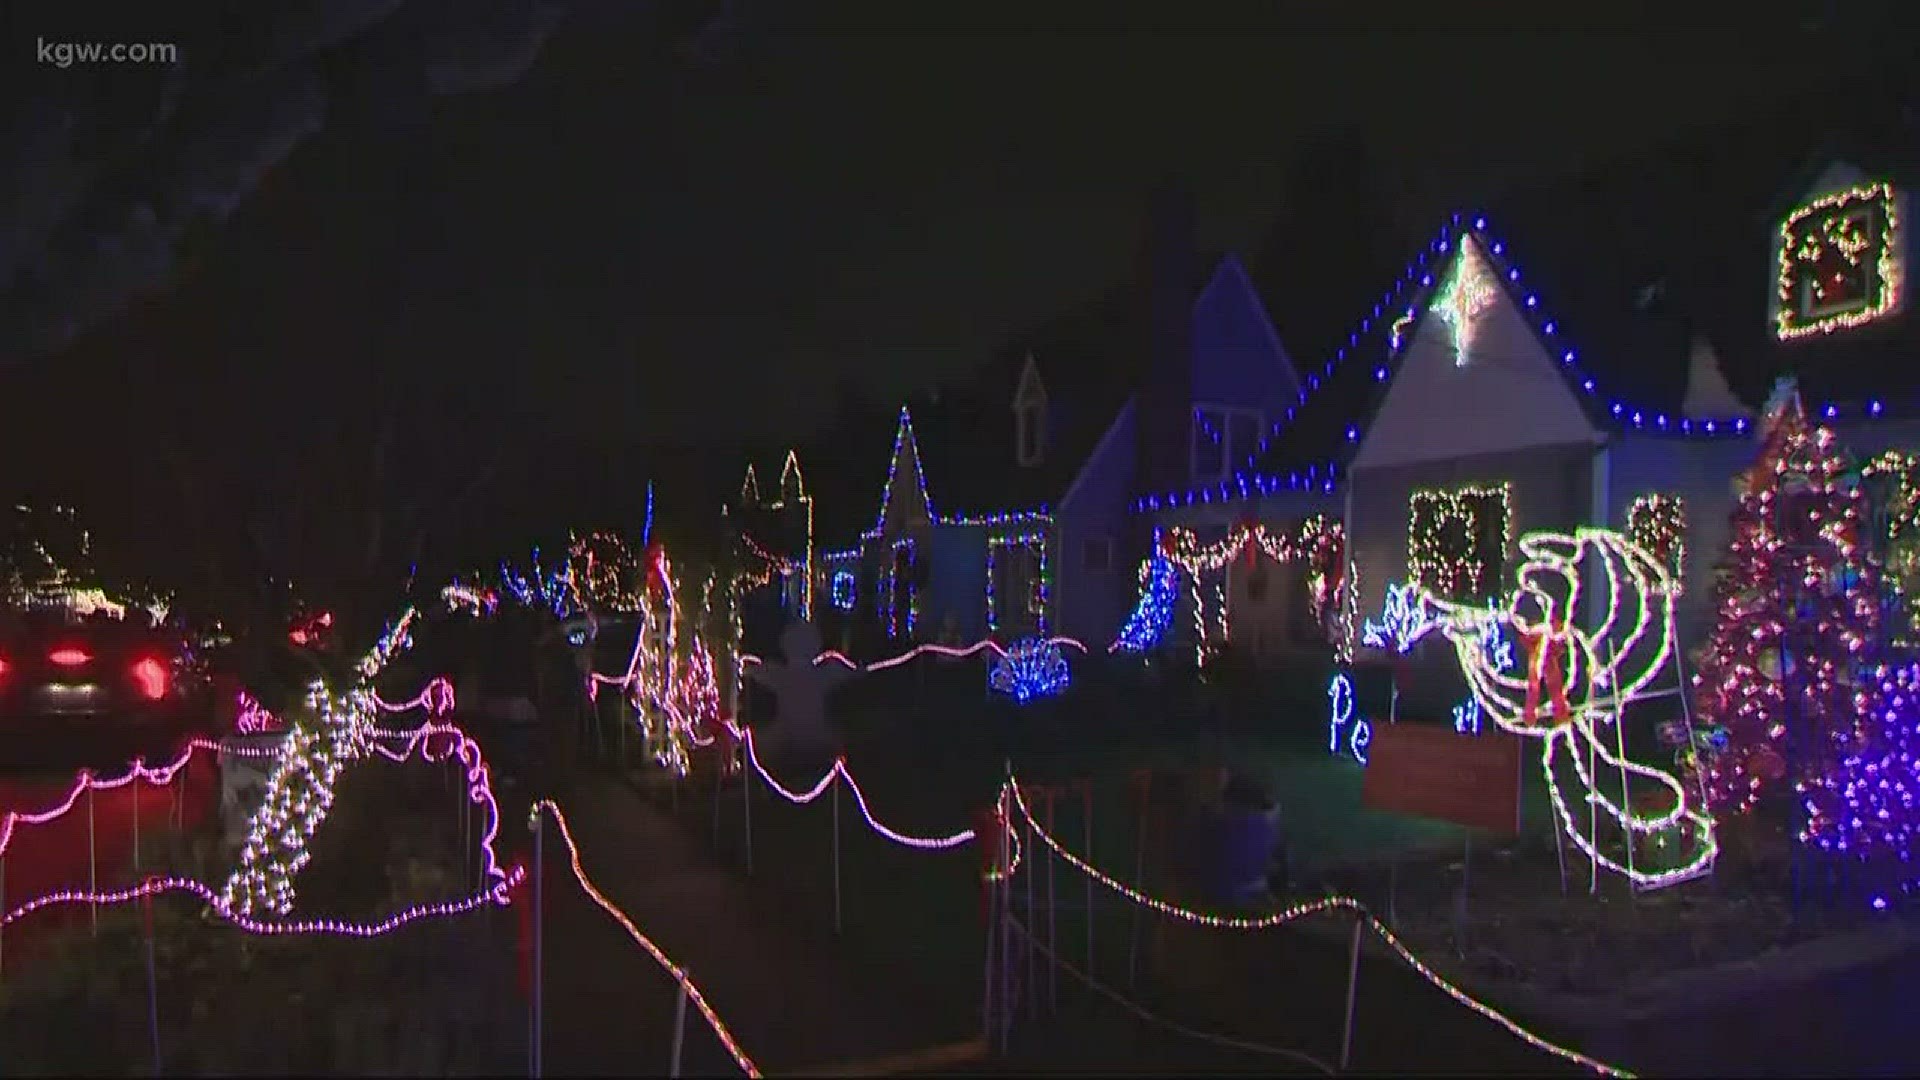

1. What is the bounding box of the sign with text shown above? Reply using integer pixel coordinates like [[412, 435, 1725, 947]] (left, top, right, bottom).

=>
[[1360, 722, 1523, 836]]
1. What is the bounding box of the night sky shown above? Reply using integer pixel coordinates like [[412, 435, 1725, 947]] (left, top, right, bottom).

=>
[[5, 10, 1909, 583]]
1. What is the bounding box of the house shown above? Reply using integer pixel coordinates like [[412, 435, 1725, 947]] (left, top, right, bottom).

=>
[[1137, 85, 1920, 679], [790, 184, 1342, 656]]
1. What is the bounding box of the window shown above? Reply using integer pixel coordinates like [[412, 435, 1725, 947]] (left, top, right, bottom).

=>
[[1014, 353, 1048, 467], [1082, 536, 1114, 572], [1191, 405, 1264, 485]]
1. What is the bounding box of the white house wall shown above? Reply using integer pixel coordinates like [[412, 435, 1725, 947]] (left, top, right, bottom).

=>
[[1353, 263, 1600, 472]]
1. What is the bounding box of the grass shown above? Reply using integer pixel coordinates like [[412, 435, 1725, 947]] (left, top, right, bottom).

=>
[[618, 652, 1622, 1072]]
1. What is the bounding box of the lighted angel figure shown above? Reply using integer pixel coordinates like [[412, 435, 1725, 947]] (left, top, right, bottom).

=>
[[1417, 527, 1717, 888], [743, 619, 854, 763]]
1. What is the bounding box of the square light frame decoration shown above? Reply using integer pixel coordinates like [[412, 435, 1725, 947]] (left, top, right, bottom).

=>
[[1624, 493, 1687, 589], [1406, 482, 1513, 604], [1775, 181, 1903, 341]]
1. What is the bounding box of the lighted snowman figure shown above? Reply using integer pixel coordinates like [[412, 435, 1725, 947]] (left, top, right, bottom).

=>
[[1418, 527, 1718, 888]]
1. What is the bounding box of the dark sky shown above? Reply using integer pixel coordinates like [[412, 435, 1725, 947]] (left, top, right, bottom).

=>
[[7, 14, 1911, 574]]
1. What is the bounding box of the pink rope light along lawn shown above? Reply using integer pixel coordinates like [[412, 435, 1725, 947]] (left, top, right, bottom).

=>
[[1001, 779, 1633, 1077], [530, 799, 762, 1077], [723, 720, 980, 850], [2, 684, 515, 930], [738, 635, 1090, 675]]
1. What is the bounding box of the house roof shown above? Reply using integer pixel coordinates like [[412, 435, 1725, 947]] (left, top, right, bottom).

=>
[[791, 401, 904, 552], [1135, 82, 1920, 512], [910, 253, 1229, 520]]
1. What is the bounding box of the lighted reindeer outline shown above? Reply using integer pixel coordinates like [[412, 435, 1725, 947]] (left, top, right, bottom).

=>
[[1403, 527, 1718, 888]]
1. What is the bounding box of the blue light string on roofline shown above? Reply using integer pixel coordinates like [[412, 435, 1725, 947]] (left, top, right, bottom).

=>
[[1130, 200, 1910, 515]]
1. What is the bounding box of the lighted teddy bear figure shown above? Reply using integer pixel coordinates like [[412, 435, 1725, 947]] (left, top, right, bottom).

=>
[[743, 619, 854, 765]]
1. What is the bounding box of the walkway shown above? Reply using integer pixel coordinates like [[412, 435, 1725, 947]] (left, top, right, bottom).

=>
[[533, 774, 960, 1075]]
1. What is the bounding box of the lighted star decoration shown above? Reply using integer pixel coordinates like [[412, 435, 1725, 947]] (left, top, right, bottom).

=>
[[1420, 527, 1716, 888], [1433, 237, 1498, 366]]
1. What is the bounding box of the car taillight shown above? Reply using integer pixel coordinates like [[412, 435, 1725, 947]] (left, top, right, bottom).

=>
[[132, 658, 169, 700], [49, 647, 92, 666]]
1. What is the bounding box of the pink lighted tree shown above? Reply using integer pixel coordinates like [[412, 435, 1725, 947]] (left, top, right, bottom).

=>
[[1692, 382, 1888, 823]]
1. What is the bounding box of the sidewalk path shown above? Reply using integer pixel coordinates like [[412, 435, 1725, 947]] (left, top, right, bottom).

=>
[[537, 774, 958, 1074]]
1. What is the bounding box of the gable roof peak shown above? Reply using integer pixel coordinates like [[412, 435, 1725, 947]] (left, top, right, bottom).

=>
[[1681, 333, 1753, 419]]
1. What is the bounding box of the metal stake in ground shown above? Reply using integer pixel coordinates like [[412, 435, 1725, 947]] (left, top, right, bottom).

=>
[[143, 879, 163, 1076], [89, 784, 99, 936], [1339, 915, 1364, 1071], [1082, 781, 1093, 981], [132, 775, 141, 873], [1045, 790, 1058, 1013], [832, 765, 843, 935], [532, 817, 544, 1079], [981, 853, 1000, 1048], [1024, 808, 1037, 1022], [743, 743, 755, 876], [670, 970, 691, 1077]]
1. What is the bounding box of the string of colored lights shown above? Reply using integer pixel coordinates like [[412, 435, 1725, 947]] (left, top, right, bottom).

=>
[[1110, 551, 1179, 654], [1131, 195, 1912, 513], [1000, 910, 1336, 1075], [1154, 517, 1348, 665], [1001, 779, 1632, 1077], [6, 717, 514, 934], [985, 530, 1050, 636], [235, 690, 285, 734], [1775, 180, 1902, 341], [1, 871, 519, 937], [529, 799, 763, 1077], [739, 635, 1089, 676], [1623, 494, 1686, 588], [1406, 483, 1512, 603], [370, 676, 457, 716], [723, 721, 980, 850], [986, 636, 1071, 703]]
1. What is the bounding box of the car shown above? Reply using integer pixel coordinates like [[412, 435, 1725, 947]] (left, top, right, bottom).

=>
[[0, 611, 211, 771]]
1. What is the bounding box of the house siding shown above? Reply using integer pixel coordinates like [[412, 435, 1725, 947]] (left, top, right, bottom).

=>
[[924, 524, 990, 642], [1057, 402, 1137, 646], [1349, 442, 1597, 625]]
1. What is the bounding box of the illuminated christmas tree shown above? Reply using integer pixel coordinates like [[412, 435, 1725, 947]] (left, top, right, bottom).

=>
[[1693, 380, 1888, 824]]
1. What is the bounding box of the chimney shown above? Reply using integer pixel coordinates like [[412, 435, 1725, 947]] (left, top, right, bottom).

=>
[[1135, 180, 1197, 497]]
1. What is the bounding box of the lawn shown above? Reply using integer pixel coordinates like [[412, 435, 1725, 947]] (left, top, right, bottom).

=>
[[621, 650, 1617, 1073]]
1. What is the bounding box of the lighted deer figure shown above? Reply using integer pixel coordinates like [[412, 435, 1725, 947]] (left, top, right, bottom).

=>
[[1411, 527, 1717, 888]]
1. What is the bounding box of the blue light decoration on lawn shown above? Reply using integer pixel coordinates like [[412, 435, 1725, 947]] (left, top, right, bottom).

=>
[[1360, 580, 1441, 653], [497, 548, 578, 619], [1332, 587, 1513, 758], [1112, 554, 1179, 654], [1327, 673, 1371, 765], [1799, 663, 1920, 908], [989, 637, 1071, 704], [830, 569, 857, 611]]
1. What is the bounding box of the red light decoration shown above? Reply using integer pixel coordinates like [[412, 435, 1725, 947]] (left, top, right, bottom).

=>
[[131, 657, 169, 700], [48, 647, 92, 666]]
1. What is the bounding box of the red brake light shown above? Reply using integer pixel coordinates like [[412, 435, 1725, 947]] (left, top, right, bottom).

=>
[[132, 658, 169, 700], [49, 647, 92, 666]]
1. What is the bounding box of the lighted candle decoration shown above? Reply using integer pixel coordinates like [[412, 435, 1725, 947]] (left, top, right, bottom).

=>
[[1418, 527, 1717, 889]]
